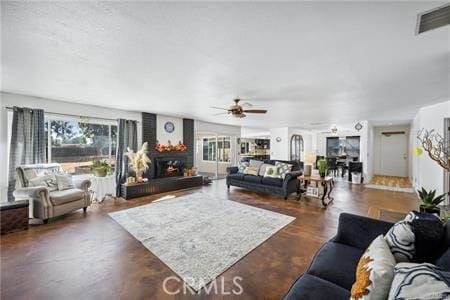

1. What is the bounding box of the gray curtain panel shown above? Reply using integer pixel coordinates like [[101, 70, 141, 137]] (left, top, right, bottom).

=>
[[8, 107, 45, 201], [115, 119, 138, 195]]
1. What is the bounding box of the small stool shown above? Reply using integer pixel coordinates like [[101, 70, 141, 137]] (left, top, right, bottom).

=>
[[0, 200, 29, 234]]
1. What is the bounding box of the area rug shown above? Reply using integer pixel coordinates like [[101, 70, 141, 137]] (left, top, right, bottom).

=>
[[108, 193, 295, 291], [364, 184, 414, 193]]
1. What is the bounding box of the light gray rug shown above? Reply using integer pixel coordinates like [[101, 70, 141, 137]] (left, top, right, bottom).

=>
[[109, 193, 295, 291]]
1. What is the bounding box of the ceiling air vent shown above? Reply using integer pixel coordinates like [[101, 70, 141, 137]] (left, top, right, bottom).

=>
[[416, 3, 450, 34]]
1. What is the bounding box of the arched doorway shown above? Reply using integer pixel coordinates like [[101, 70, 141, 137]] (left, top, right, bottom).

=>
[[290, 134, 304, 161]]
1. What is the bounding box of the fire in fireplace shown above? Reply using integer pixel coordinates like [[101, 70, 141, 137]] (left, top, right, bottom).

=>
[[155, 158, 185, 178]]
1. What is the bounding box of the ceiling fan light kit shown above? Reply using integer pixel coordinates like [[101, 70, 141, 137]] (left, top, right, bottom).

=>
[[211, 98, 267, 118]]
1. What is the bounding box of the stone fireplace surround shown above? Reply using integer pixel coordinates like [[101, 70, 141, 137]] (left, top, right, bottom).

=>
[[141, 112, 194, 180]]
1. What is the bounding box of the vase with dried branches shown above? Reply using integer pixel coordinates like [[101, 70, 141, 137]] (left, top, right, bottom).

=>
[[417, 129, 450, 172], [125, 142, 151, 183], [416, 128, 450, 213]]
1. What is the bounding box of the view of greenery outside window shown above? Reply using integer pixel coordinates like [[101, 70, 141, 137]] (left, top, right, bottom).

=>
[[45, 118, 117, 174], [202, 137, 231, 162]]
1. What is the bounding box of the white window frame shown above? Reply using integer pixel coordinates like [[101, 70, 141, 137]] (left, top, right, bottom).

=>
[[45, 115, 118, 168]]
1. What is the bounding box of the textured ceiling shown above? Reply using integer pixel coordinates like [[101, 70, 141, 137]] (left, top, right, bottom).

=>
[[1, 1, 448, 129]]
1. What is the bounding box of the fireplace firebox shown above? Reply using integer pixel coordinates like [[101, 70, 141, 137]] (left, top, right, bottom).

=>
[[155, 158, 185, 178]]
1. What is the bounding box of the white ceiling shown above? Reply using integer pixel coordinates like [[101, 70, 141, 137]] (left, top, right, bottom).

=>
[[1, 1, 449, 129]]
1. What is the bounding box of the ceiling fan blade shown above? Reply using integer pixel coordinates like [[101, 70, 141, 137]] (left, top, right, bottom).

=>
[[213, 112, 228, 116], [210, 106, 229, 110], [243, 109, 267, 113]]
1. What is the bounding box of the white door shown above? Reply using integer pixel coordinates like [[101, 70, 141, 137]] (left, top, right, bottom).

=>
[[380, 133, 408, 177]]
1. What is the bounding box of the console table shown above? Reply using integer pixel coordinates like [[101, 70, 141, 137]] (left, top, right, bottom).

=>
[[297, 175, 334, 207], [121, 175, 204, 200]]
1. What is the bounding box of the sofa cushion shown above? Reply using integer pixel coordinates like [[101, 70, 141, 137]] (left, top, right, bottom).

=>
[[388, 262, 450, 300], [228, 173, 245, 181], [243, 175, 263, 184], [261, 176, 283, 187], [412, 217, 445, 263], [350, 235, 396, 300], [49, 188, 85, 206], [435, 248, 450, 271], [243, 167, 259, 176], [308, 242, 364, 290], [284, 274, 350, 300], [258, 163, 274, 176], [384, 212, 416, 262], [249, 159, 264, 169]]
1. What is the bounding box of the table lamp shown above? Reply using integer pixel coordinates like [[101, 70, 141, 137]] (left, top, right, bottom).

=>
[[304, 152, 316, 176]]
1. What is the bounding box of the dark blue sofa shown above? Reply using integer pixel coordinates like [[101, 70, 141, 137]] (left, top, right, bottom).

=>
[[226, 160, 303, 200], [285, 213, 450, 299]]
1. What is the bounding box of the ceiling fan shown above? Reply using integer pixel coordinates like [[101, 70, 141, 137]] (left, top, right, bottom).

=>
[[211, 99, 267, 118]]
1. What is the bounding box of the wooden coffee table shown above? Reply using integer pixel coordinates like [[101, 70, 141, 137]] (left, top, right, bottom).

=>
[[297, 175, 334, 207]]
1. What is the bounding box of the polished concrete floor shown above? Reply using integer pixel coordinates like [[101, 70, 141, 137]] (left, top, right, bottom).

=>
[[1, 179, 419, 299]]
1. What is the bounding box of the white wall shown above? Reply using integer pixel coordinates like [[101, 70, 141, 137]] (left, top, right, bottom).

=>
[[411, 100, 450, 194], [270, 127, 290, 160], [0, 92, 143, 201], [156, 115, 183, 145], [194, 120, 241, 174], [372, 124, 410, 175], [269, 127, 314, 161], [241, 127, 270, 138]]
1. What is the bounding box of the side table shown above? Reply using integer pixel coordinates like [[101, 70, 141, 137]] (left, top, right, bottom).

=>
[[90, 175, 117, 203], [297, 175, 334, 207]]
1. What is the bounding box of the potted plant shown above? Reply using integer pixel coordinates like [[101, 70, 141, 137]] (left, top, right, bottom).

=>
[[91, 160, 112, 177], [318, 159, 328, 178], [418, 187, 446, 215]]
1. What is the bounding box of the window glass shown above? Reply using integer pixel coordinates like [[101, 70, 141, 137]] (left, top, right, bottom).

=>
[[48, 119, 117, 174], [202, 137, 231, 162]]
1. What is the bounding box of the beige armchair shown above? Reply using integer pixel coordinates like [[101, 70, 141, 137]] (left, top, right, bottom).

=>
[[13, 163, 91, 223]]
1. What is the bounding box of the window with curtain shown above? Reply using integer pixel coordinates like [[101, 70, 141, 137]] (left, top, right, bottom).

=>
[[45, 117, 117, 174], [290, 135, 304, 161], [202, 137, 231, 162]]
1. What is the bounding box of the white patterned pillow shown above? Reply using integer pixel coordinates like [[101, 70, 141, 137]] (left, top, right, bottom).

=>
[[350, 235, 396, 300], [264, 166, 281, 178], [56, 174, 74, 191], [243, 167, 259, 176], [275, 161, 293, 179], [388, 263, 450, 300], [238, 161, 249, 173], [28, 174, 58, 192], [384, 212, 416, 262], [258, 163, 273, 176]]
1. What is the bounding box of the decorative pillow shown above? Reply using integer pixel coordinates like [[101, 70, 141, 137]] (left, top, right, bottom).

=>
[[412, 217, 444, 263], [384, 212, 416, 263], [56, 174, 74, 191], [264, 166, 281, 178], [387, 263, 450, 300], [275, 161, 293, 179], [28, 174, 58, 191], [243, 167, 259, 176], [350, 235, 396, 300], [249, 159, 264, 170], [238, 161, 249, 173], [22, 169, 37, 186], [258, 163, 273, 176]]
